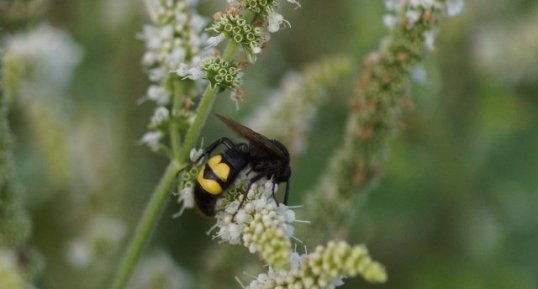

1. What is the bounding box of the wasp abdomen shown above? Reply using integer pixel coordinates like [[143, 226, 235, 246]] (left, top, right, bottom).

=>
[[194, 150, 249, 216]]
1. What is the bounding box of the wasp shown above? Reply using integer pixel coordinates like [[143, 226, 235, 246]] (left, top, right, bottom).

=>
[[192, 114, 291, 217]]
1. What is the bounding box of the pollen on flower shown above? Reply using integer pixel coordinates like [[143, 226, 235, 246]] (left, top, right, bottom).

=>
[[245, 241, 387, 289], [207, 13, 264, 61], [200, 57, 243, 91], [235, 0, 279, 16], [212, 179, 299, 268]]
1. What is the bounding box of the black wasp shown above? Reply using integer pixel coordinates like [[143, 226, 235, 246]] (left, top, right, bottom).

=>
[[192, 114, 291, 217]]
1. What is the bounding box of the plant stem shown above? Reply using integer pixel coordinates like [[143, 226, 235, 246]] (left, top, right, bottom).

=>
[[109, 39, 240, 289], [177, 42, 238, 162], [170, 79, 183, 159], [109, 161, 180, 289]]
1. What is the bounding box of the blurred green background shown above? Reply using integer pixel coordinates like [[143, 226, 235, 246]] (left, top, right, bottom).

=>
[[3, 0, 538, 288]]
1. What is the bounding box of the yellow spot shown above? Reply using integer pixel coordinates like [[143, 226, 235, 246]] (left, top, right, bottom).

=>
[[197, 169, 222, 195], [207, 155, 230, 182]]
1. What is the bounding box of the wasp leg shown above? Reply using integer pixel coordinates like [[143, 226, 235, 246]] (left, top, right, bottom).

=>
[[178, 137, 237, 179], [282, 181, 290, 205], [175, 162, 194, 178], [193, 137, 236, 163], [231, 173, 265, 222], [271, 182, 279, 206]]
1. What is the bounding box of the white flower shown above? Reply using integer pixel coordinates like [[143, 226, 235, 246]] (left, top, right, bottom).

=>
[[212, 180, 299, 268], [206, 33, 226, 48], [176, 63, 190, 77], [189, 147, 204, 162], [405, 9, 421, 25], [177, 57, 205, 80], [0, 251, 26, 289], [142, 51, 158, 66], [140, 131, 163, 151], [410, 0, 434, 9], [66, 215, 126, 269], [3, 24, 82, 100], [67, 241, 91, 268], [245, 241, 387, 289], [190, 14, 207, 31], [150, 106, 170, 127], [147, 85, 171, 105], [127, 251, 192, 289], [187, 65, 205, 80], [174, 161, 200, 218], [445, 0, 464, 17], [267, 12, 289, 33], [424, 30, 436, 51], [411, 65, 427, 84], [384, 0, 405, 11], [383, 14, 398, 29], [174, 187, 195, 220]]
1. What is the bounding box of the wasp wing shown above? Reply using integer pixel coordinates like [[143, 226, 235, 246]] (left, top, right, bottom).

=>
[[215, 114, 286, 159]]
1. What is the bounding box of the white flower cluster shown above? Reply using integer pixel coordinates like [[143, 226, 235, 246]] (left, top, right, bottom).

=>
[[140, 0, 208, 150], [383, 0, 464, 50], [212, 181, 297, 268], [473, 11, 538, 86], [141, 0, 207, 90], [247, 56, 352, 156], [227, 0, 298, 33], [127, 250, 192, 289], [2, 24, 82, 101], [175, 0, 299, 96], [66, 215, 127, 269], [0, 250, 26, 289], [245, 241, 387, 289]]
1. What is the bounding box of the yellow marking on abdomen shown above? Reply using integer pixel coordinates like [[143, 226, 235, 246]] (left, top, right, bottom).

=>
[[207, 155, 230, 182], [197, 169, 223, 195]]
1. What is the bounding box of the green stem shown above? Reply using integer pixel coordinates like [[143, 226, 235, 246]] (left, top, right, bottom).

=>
[[109, 39, 240, 289], [176, 41, 238, 162], [170, 79, 183, 159], [109, 161, 180, 289]]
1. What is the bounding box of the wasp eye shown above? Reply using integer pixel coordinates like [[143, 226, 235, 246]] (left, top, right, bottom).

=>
[[277, 166, 291, 181]]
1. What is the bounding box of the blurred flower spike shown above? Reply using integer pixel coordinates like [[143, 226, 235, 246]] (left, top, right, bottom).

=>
[[245, 241, 387, 289], [67, 215, 127, 269], [2, 24, 82, 103], [383, 0, 464, 51], [140, 0, 209, 151]]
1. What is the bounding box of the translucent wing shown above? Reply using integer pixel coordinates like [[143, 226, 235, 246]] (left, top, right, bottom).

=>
[[215, 114, 286, 159]]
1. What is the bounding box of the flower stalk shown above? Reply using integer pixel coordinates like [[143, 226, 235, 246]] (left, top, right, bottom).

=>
[[110, 0, 297, 286], [299, 0, 464, 243], [111, 36, 243, 283]]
